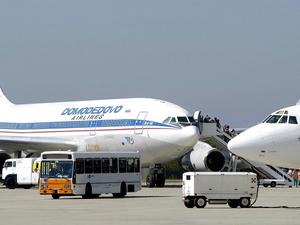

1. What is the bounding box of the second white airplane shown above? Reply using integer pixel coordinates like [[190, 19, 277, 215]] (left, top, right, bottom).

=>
[[228, 102, 300, 169]]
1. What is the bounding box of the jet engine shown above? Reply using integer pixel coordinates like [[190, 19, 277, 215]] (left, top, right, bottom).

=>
[[181, 141, 227, 171]]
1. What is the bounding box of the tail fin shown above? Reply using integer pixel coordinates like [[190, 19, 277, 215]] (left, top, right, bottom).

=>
[[0, 88, 13, 106]]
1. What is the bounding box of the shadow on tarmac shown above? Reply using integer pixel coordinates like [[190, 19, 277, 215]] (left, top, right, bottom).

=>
[[252, 206, 300, 209], [142, 184, 181, 188], [56, 195, 176, 201]]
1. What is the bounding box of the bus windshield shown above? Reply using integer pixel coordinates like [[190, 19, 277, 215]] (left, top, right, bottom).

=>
[[41, 161, 73, 179]]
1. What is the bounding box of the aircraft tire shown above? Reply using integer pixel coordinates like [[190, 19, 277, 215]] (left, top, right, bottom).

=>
[[146, 175, 155, 188]]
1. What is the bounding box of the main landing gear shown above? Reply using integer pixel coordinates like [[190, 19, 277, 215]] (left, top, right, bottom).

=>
[[146, 165, 166, 188]]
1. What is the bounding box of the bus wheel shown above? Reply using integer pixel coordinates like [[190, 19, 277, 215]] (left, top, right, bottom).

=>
[[120, 182, 127, 197], [6, 176, 17, 189], [52, 194, 60, 199], [84, 183, 93, 199], [113, 182, 127, 198]]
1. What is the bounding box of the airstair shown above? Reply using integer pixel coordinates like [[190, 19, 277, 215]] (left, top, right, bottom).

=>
[[198, 122, 293, 187]]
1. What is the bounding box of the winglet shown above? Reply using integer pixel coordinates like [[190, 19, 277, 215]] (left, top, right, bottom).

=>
[[0, 88, 14, 106]]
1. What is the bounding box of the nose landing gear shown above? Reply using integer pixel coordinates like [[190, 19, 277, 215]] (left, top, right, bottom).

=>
[[146, 164, 166, 188]]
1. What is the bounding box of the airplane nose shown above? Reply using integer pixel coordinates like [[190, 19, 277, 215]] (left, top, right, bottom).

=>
[[179, 126, 200, 147], [227, 132, 257, 158]]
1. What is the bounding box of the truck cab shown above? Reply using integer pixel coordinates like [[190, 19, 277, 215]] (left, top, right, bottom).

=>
[[2, 158, 40, 189]]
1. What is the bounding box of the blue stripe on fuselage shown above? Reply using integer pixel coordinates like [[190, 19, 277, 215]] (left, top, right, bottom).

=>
[[0, 119, 176, 130]]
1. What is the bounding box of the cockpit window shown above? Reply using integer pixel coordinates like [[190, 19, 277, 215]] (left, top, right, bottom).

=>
[[266, 115, 282, 123], [177, 117, 189, 123], [262, 115, 272, 123], [289, 116, 298, 124], [163, 117, 171, 123], [188, 117, 195, 123], [279, 116, 288, 124], [170, 117, 176, 123]]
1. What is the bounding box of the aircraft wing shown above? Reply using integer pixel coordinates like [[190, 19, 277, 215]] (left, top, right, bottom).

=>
[[0, 136, 78, 154]]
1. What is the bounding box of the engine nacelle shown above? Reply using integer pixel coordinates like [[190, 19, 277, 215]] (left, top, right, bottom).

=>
[[181, 141, 226, 172]]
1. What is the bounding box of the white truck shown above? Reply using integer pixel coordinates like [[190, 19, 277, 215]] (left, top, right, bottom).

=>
[[1, 158, 40, 189], [182, 172, 258, 208]]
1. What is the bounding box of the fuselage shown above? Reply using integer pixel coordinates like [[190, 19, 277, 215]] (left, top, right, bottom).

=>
[[0, 97, 199, 167], [228, 104, 300, 169]]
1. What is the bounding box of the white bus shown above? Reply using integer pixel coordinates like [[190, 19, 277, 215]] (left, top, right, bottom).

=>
[[40, 151, 141, 199]]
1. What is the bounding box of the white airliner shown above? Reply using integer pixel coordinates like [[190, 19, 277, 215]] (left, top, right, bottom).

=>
[[228, 103, 300, 169], [0, 89, 199, 186]]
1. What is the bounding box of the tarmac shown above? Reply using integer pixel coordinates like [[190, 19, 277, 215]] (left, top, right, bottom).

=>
[[1, 184, 300, 225]]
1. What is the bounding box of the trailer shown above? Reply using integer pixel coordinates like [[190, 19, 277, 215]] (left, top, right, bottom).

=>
[[182, 172, 258, 208], [1, 158, 40, 189]]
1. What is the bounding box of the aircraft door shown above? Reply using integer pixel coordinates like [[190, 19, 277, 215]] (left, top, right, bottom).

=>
[[134, 111, 148, 134], [89, 120, 97, 136]]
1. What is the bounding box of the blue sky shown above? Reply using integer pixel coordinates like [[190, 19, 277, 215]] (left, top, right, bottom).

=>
[[1, 1, 299, 127]]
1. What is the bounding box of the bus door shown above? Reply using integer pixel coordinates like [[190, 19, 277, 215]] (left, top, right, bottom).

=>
[[89, 120, 97, 136], [134, 111, 148, 134]]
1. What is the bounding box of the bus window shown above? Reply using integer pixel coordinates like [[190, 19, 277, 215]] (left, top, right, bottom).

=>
[[102, 159, 110, 173], [75, 159, 84, 174], [119, 158, 127, 173], [134, 159, 140, 173], [93, 159, 102, 173], [110, 158, 118, 173], [127, 159, 135, 173], [85, 159, 93, 174]]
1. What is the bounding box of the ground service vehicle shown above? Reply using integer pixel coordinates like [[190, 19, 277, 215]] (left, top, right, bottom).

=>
[[1, 158, 40, 189], [182, 172, 258, 208], [40, 151, 141, 199]]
